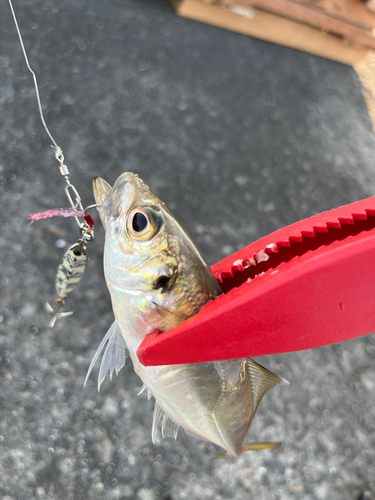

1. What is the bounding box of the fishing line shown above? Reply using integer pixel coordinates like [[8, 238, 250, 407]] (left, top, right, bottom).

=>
[[8, 0, 61, 155], [8, 0, 96, 326]]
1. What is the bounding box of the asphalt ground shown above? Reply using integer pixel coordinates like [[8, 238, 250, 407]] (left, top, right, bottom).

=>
[[0, 0, 375, 499]]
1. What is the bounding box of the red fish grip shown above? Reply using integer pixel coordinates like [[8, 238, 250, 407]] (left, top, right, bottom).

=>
[[137, 196, 375, 366], [216, 207, 375, 293]]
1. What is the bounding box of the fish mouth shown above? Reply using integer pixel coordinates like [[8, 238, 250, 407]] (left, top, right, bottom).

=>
[[93, 177, 112, 205]]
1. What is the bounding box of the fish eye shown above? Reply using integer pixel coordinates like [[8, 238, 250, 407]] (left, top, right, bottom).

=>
[[127, 206, 163, 242], [132, 212, 147, 232]]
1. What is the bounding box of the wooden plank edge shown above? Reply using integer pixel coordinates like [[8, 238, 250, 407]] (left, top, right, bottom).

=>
[[356, 51, 375, 132], [170, 0, 369, 66], [224, 0, 375, 50]]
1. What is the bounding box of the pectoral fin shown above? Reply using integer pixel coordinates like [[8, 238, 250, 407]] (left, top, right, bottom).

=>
[[84, 321, 127, 391]]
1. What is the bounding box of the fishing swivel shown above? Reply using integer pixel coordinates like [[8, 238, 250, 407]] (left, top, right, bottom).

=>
[[55, 148, 93, 235]]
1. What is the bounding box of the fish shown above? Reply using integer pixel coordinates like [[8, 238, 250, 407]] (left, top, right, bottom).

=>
[[85, 172, 287, 457]]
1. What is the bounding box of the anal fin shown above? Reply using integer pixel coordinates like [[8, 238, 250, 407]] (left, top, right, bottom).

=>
[[152, 401, 180, 444], [138, 384, 153, 400]]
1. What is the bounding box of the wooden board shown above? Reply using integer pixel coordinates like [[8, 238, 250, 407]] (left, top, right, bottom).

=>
[[357, 51, 375, 130], [223, 0, 375, 49], [170, 0, 369, 66]]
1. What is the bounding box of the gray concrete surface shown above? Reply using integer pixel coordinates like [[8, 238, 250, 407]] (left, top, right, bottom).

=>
[[1, 0, 375, 498]]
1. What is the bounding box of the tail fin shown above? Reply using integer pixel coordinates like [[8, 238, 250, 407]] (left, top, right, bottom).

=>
[[214, 441, 281, 460], [242, 441, 281, 452]]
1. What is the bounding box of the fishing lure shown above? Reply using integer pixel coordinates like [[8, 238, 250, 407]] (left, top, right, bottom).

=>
[[46, 241, 88, 327], [27, 207, 86, 224], [9, 0, 95, 326], [44, 213, 95, 326]]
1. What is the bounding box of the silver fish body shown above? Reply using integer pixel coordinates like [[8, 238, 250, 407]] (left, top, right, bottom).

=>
[[86, 172, 284, 456]]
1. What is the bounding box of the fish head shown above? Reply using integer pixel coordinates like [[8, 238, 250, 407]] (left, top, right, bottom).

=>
[[93, 172, 222, 340]]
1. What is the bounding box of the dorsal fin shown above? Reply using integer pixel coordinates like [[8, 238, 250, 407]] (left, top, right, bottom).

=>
[[247, 359, 289, 416], [152, 402, 179, 444], [84, 321, 127, 391]]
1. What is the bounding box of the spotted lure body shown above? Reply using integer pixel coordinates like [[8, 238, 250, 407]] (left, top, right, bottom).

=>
[[85, 173, 286, 457], [56, 241, 88, 303], [45, 240, 89, 327]]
